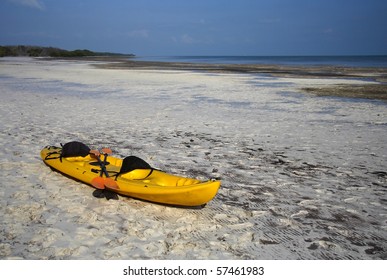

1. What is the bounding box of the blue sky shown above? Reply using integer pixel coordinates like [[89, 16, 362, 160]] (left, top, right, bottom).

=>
[[1, 0, 386, 56]]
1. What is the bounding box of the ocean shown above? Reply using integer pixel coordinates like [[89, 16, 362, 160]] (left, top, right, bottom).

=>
[[132, 55, 387, 67]]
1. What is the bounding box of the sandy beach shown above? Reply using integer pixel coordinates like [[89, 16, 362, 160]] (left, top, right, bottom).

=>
[[0, 57, 386, 259]]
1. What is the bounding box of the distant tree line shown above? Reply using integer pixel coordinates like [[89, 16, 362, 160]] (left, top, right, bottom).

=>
[[0, 45, 133, 57]]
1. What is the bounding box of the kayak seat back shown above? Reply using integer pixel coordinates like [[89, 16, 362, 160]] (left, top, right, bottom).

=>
[[120, 156, 152, 173], [114, 156, 154, 180], [60, 141, 90, 162]]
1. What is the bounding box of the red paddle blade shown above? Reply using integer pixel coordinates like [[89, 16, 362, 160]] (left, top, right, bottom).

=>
[[90, 149, 100, 157], [104, 178, 119, 190], [101, 148, 112, 155], [91, 177, 105, 189]]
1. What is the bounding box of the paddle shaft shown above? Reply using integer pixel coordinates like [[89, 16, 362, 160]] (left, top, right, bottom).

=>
[[90, 149, 119, 190], [94, 152, 110, 178]]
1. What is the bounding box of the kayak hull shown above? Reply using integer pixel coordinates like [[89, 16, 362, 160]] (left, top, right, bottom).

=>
[[41, 146, 220, 207]]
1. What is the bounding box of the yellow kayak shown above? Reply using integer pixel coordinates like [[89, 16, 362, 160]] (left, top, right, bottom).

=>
[[40, 144, 220, 207]]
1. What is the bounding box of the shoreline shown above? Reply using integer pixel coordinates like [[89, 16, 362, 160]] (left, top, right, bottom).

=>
[[44, 56, 387, 101]]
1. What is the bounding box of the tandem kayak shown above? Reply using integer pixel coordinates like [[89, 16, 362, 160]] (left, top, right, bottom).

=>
[[40, 142, 220, 207]]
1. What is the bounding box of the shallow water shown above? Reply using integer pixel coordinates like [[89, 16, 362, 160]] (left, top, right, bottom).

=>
[[0, 58, 386, 259], [132, 55, 387, 67]]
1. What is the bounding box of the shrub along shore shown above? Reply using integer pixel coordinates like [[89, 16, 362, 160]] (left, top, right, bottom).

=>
[[0, 45, 133, 58]]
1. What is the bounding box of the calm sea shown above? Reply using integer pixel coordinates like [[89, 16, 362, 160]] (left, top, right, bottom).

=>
[[132, 55, 387, 67]]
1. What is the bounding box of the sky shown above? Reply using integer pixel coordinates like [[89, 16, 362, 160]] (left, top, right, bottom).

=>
[[1, 0, 386, 56]]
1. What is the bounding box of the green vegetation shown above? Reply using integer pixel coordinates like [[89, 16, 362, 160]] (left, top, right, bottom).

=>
[[0, 46, 18, 57], [0, 45, 133, 57], [48, 48, 95, 57]]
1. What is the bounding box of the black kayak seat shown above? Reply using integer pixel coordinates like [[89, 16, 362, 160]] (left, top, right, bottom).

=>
[[115, 155, 155, 179]]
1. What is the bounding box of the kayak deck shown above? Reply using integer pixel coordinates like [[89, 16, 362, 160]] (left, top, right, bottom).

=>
[[41, 146, 221, 206]]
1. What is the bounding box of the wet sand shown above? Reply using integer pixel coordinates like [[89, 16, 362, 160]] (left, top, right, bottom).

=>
[[55, 56, 387, 101]]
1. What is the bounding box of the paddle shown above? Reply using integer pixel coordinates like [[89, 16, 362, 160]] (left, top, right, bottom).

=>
[[100, 148, 120, 190], [90, 149, 119, 190]]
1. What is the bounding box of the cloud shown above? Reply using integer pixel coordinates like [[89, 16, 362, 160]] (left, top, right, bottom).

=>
[[126, 29, 149, 38], [181, 34, 194, 44], [8, 0, 45, 10], [259, 18, 281, 24], [171, 34, 214, 46], [322, 28, 333, 34], [172, 34, 196, 44]]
